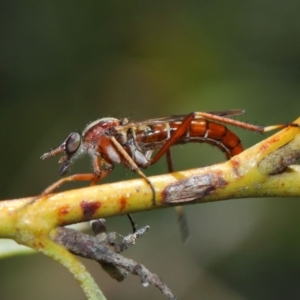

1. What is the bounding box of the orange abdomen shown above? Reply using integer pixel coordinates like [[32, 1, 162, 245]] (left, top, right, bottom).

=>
[[188, 120, 243, 158], [135, 119, 243, 159]]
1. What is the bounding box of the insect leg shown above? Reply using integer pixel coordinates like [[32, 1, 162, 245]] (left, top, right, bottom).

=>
[[166, 149, 189, 242], [41, 171, 112, 196], [110, 136, 156, 205], [151, 112, 196, 165], [126, 213, 137, 233], [194, 112, 300, 133]]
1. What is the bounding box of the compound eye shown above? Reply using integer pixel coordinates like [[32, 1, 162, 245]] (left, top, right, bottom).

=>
[[65, 132, 81, 156]]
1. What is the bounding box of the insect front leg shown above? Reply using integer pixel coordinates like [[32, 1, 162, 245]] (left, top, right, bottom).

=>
[[41, 172, 111, 196], [41, 157, 112, 196], [91, 155, 114, 186]]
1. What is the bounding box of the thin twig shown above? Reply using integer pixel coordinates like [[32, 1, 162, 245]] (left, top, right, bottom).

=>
[[53, 226, 176, 300]]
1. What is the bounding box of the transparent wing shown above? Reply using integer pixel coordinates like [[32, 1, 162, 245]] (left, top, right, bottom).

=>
[[118, 109, 246, 130]]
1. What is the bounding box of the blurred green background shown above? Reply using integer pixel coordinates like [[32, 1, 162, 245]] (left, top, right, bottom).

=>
[[1, 1, 300, 299]]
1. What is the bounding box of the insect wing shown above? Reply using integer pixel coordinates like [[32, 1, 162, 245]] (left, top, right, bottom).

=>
[[117, 109, 245, 129], [206, 109, 245, 117], [112, 110, 246, 137]]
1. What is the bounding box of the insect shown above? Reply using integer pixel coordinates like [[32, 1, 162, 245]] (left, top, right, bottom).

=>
[[41, 110, 296, 238]]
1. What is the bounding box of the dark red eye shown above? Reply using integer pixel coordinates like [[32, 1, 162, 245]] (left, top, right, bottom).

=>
[[65, 132, 81, 156]]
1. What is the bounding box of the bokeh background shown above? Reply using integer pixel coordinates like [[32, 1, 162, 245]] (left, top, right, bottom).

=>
[[1, 2, 300, 299]]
